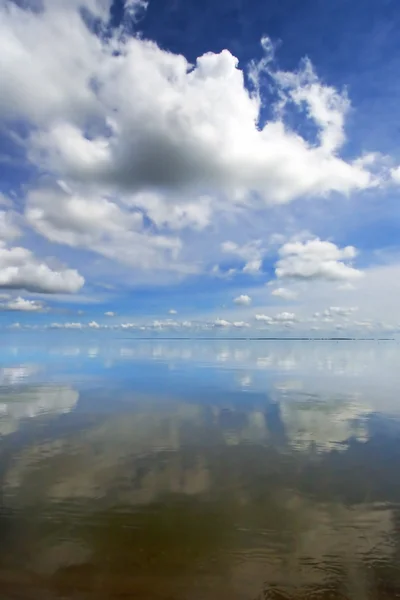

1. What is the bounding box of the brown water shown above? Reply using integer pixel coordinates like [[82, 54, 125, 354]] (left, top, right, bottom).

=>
[[1, 339, 400, 599]]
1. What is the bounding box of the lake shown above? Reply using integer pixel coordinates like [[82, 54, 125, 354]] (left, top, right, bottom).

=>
[[1, 337, 400, 599]]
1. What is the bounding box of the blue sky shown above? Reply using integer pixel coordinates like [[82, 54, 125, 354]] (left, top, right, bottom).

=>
[[1, 0, 400, 335]]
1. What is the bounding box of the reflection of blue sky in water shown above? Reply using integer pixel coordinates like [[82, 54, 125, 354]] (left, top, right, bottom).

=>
[[0, 338, 400, 450], [1, 338, 400, 597]]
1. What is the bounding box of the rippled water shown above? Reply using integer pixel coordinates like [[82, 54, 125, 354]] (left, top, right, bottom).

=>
[[1, 337, 400, 599]]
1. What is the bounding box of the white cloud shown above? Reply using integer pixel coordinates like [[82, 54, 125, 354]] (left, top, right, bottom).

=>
[[0, 296, 44, 312], [46, 319, 206, 331], [322, 306, 358, 318], [337, 282, 356, 291], [221, 240, 264, 274], [271, 287, 298, 300], [211, 265, 237, 279], [0, 2, 383, 213], [30, 43, 374, 204], [0, 0, 399, 304], [213, 318, 249, 329], [50, 322, 84, 329], [255, 314, 274, 324], [0, 243, 84, 294], [353, 320, 374, 330], [243, 259, 262, 274], [0, 210, 21, 242], [391, 166, 400, 184], [0, 0, 106, 125], [123, 0, 148, 23], [254, 312, 297, 326], [104, 311, 115, 317], [26, 184, 141, 246], [142, 319, 192, 330], [274, 58, 349, 153], [274, 312, 297, 322], [234, 294, 252, 306], [275, 238, 363, 282], [213, 318, 231, 328], [126, 192, 212, 231], [169, 309, 177, 315], [26, 183, 183, 271]]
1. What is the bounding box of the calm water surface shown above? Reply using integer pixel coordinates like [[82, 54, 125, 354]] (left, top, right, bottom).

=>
[[1, 337, 400, 599]]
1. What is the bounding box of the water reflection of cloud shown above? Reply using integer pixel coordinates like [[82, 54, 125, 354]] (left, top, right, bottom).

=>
[[237, 374, 252, 388], [28, 338, 399, 382], [0, 364, 39, 386], [0, 385, 79, 437], [114, 341, 400, 410], [273, 381, 372, 452], [99, 340, 400, 381], [1, 340, 400, 597], [1, 393, 375, 502], [274, 380, 304, 391], [2, 340, 400, 452], [50, 347, 81, 357], [279, 395, 372, 452], [2, 372, 400, 600]]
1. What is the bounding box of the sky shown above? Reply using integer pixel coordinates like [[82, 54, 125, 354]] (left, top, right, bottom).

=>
[[1, 0, 400, 335]]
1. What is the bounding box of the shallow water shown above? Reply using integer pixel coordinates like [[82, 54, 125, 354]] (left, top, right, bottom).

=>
[[1, 337, 400, 599]]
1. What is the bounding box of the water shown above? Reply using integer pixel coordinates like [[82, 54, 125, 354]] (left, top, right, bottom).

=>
[[1, 337, 400, 599]]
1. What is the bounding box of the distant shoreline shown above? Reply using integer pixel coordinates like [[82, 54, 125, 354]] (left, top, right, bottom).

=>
[[111, 337, 395, 341], [2, 331, 396, 341]]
